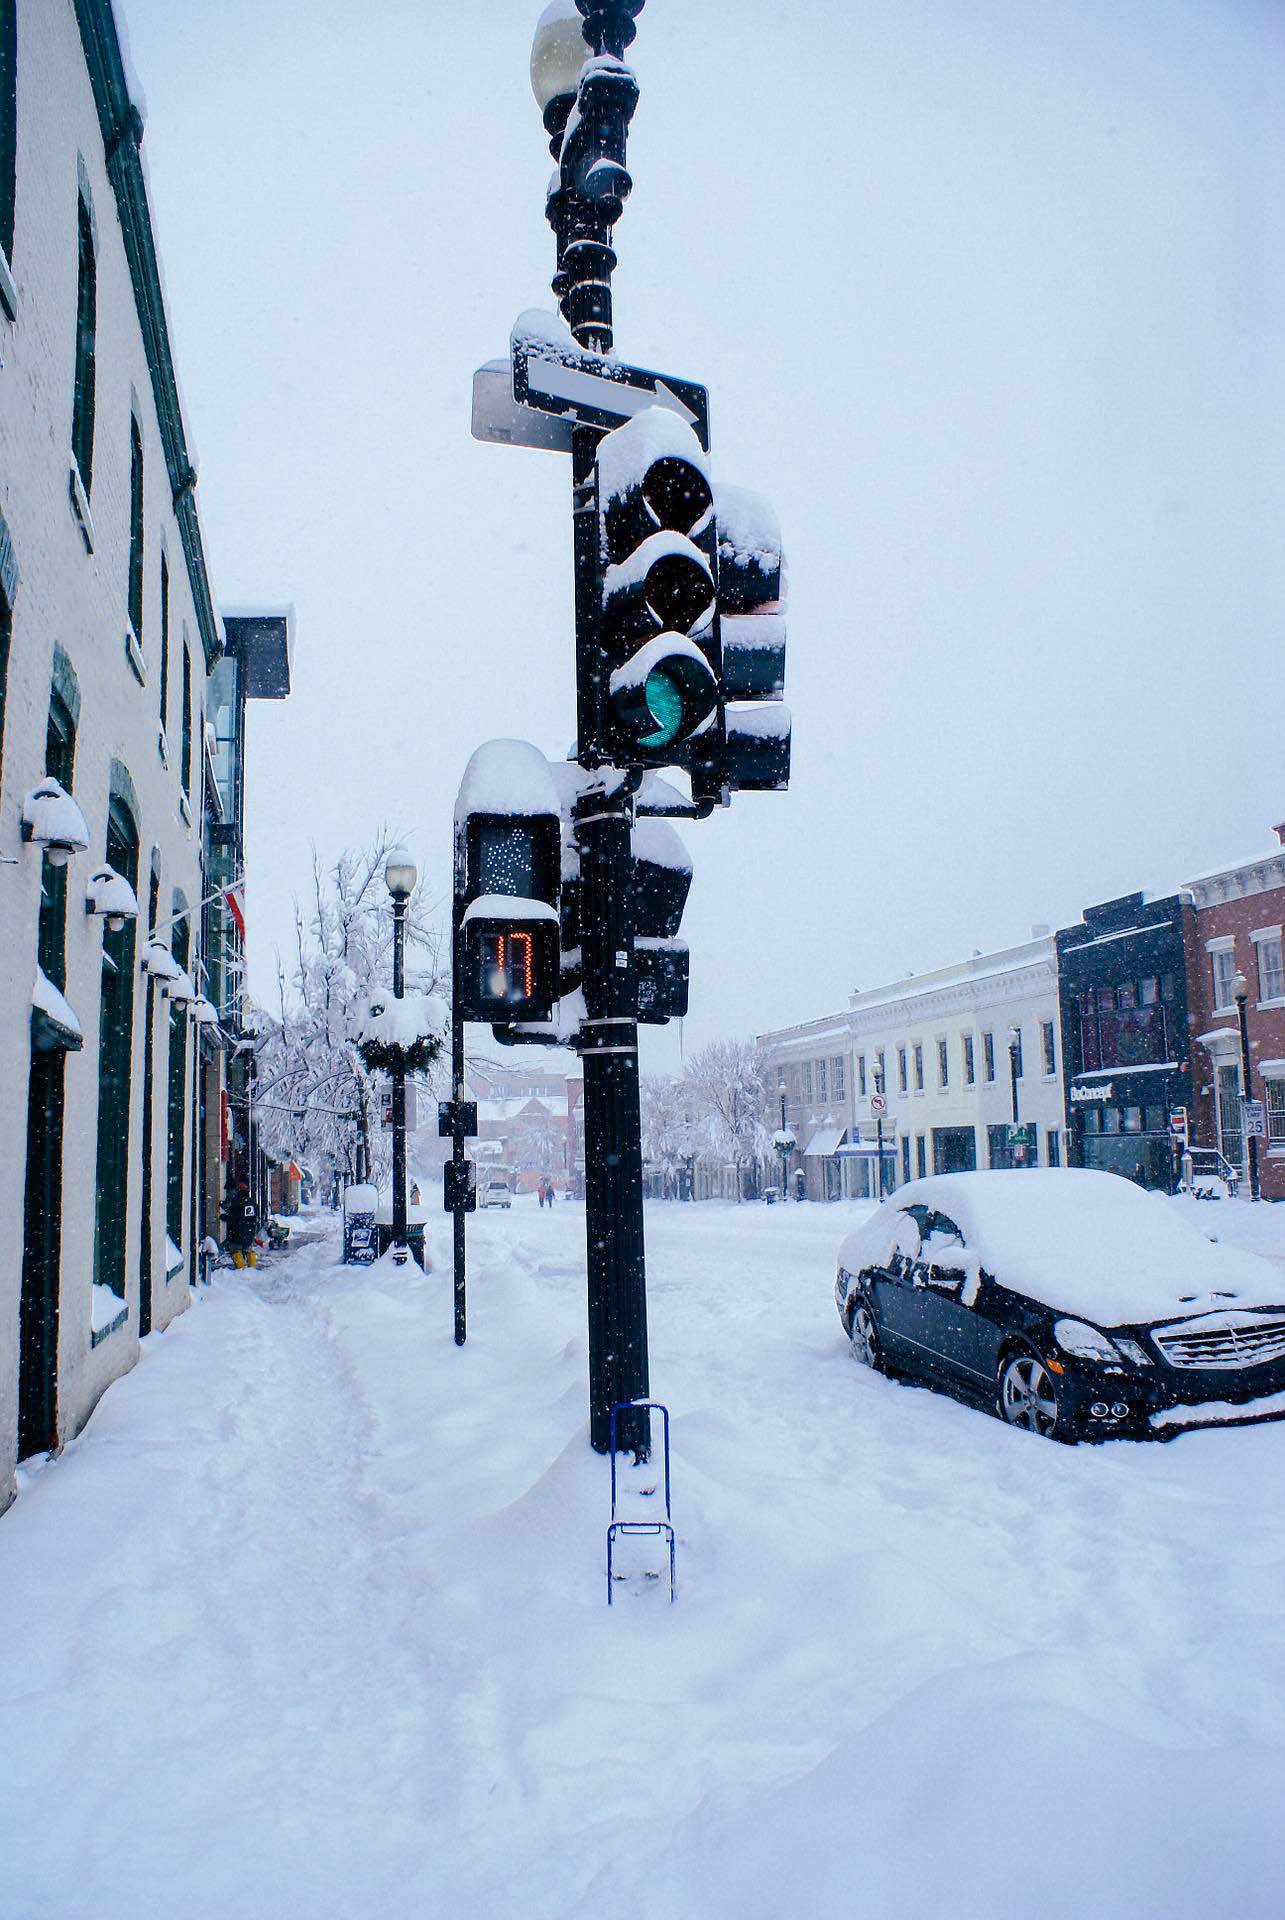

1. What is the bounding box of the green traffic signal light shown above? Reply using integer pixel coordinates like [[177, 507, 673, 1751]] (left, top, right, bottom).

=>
[[608, 634, 718, 756]]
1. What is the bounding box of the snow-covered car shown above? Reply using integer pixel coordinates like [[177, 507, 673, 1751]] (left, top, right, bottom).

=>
[[835, 1169, 1285, 1441], [480, 1180, 512, 1210]]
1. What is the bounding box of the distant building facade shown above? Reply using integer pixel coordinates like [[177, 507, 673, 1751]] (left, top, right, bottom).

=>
[[1055, 893, 1196, 1191], [1185, 829, 1285, 1201]]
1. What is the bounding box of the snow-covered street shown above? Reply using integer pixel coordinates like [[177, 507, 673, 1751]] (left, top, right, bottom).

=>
[[3, 1197, 1285, 1920]]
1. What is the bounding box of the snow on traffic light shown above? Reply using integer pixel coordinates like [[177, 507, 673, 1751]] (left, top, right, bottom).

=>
[[594, 407, 721, 767], [709, 482, 791, 795], [453, 740, 562, 1025]]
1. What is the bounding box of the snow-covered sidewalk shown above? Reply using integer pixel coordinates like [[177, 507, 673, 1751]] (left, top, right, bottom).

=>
[[2, 1196, 1284, 1918]]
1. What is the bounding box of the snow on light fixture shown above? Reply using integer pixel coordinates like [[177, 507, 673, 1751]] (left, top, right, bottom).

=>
[[530, 0, 588, 115], [142, 939, 182, 987], [384, 847, 418, 901], [168, 967, 198, 1009], [21, 777, 90, 867], [85, 864, 140, 933], [190, 996, 220, 1026]]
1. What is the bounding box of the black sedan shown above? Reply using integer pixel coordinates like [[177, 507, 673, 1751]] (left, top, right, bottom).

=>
[[835, 1169, 1285, 1441]]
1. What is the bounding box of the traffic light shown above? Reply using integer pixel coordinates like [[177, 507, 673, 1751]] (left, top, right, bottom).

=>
[[593, 407, 720, 768], [454, 740, 561, 1025], [632, 817, 692, 1023], [707, 481, 791, 796]]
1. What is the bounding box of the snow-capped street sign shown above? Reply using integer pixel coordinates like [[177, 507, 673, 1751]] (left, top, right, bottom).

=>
[[472, 360, 574, 453], [512, 333, 710, 450], [870, 1092, 888, 1118]]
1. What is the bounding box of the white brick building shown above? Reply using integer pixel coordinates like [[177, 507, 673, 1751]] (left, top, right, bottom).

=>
[[760, 935, 1067, 1201], [0, 0, 260, 1508]]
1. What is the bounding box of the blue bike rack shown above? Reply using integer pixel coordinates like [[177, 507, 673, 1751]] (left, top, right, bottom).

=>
[[607, 1400, 676, 1606]]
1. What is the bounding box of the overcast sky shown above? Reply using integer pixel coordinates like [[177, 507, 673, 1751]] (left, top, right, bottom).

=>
[[121, 0, 1283, 1066]]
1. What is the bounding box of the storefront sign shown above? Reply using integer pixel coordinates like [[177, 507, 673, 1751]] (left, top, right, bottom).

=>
[[1071, 1082, 1114, 1104]]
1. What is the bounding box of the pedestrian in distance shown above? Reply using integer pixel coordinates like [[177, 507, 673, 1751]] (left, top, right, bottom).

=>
[[221, 1178, 259, 1269]]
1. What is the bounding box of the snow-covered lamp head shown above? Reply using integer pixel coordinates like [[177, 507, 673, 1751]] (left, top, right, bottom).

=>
[[1231, 971, 1249, 1005], [530, 0, 587, 118], [85, 864, 140, 934], [21, 777, 91, 867], [384, 848, 417, 901]]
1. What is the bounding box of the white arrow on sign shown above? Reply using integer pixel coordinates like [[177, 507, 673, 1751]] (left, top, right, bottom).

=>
[[530, 356, 701, 432]]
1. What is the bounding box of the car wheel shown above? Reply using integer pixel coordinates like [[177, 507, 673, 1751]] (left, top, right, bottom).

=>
[[851, 1302, 885, 1374], [998, 1350, 1063, 1439]]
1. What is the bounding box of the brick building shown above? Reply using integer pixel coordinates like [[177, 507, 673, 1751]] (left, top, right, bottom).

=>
[[1185, 827, 1285, 1201]]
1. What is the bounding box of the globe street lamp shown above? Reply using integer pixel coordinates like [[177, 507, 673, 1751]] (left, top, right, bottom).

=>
[[1231, 970, 1259, 1202], [776, 1079, 795, 1200], [385, 848, 417, 1256]]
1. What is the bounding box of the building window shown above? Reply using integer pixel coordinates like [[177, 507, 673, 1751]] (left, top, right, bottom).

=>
[[1046, 1128, 1061, 1167], [816, 1058, 828, 1103], [1256, 935, 1284, 1004], [128, 415, 144, 645], [1009, 1029, 1024, 1078], [897, 1047, 908, 1094], [159, 552, 170, 735], [72, 191, 97, 492], [831, 1056, 845, 1102], [1265, 1079, 1285, 1146], [962, 1033, 974, 1085], [857, 1054, 866, 1098], [983, 1031, 995, 1082], [38, 693, 76, 991], [913, 1043, 924, 1093], [0, 0, 15, 291], [93, 792, 139, 1301], [180, 635, 192, 797], [936, 1038, 948, 1089], [915, 1134, 927, 1178], [901, 1136, 911, 1184], [875, 1049, 886, 1092], [1041, 1020, 1056, 1076], [801, 1061, 812, 1102], [1211, 944, 1237, 1013]]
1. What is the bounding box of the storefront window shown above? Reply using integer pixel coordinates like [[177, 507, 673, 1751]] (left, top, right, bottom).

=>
[[1124, 1106, 1143, 1133], [1266, 1080, 1285, 1145]]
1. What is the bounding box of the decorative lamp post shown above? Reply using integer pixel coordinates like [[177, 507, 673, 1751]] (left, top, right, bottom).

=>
[[385, 848, 418, 1257], [775, 1079, 796, 1200], [1231, 971, 1259, 1202]]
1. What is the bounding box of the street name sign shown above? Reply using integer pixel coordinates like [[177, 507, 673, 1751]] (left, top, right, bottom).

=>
[[512, 332, 710, 450]]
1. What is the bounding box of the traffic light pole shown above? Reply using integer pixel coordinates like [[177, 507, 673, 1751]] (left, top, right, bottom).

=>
[[450, 884, 467, 1343]]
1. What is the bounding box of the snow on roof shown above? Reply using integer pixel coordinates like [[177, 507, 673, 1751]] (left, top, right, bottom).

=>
[[454, 740, 559, 825], [839, 1169, 1284, 1325], [597, 406, 710, 503]]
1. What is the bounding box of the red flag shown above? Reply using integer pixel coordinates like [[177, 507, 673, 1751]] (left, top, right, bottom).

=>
[[225, 884, 246, 939]]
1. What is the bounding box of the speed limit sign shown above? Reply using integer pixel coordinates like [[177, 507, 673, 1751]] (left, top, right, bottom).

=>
[[871, 1092, 888, 1118]]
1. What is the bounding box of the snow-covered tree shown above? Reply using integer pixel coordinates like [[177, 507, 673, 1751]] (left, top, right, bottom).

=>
[[640, 1072, 700, 1197], [683, 1039, 774, 1200], [252, 835, 446, 1192]]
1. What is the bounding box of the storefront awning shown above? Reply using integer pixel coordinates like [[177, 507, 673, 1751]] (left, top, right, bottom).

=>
[[803, 1125, 846, 1157], [836, 1140, 891, 1157]]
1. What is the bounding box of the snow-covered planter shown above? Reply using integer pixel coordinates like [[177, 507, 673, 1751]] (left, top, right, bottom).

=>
[[85, 864, 140, 931], [21, 777, 90, 865], [352, 991, 448, 1076]]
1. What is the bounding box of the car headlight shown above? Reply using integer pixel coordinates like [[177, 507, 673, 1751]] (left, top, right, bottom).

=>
[[1053, 1318, 1126, 1365]]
